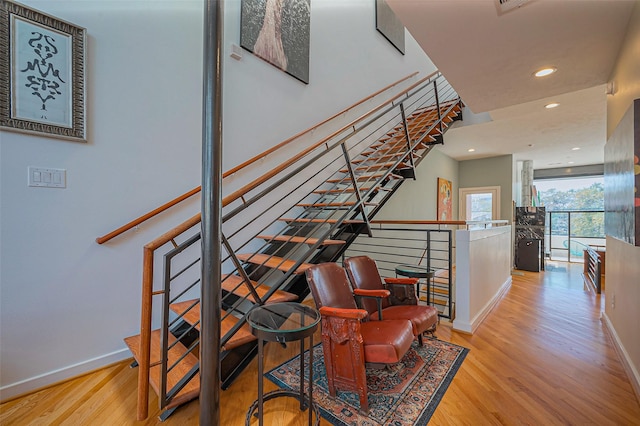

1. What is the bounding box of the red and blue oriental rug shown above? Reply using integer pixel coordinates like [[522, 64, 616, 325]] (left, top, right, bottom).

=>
[[265, 339, 469, 425]]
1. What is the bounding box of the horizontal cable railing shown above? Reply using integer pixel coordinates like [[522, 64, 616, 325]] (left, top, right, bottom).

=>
[[342, 220, 466, 320], [95, 72, 419, 245], [130, 71, 461, 420]]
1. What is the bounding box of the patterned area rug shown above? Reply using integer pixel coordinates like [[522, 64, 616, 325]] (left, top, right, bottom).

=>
[[266, 339, 469, 425]]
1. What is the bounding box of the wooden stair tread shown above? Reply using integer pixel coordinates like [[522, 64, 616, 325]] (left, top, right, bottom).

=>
[[296, 201, 377, 208], [221, 274, 298, 303], [419, 296, 449, 306], [326, 174, 383, 183], [313, 187, 374, 194], [327, 172, 401, 183], [434, 268, 452, 278], [339, 162, 407, 173], [169, 300, 256, 351], [371, 134, 437, 150], [124, 330, 200, 409], [279, 217, 364, 225], [352, 153, 402, 163], [256, 235, 345, 246], [424, 286, 450, 295], [236, 253, 314, 274]]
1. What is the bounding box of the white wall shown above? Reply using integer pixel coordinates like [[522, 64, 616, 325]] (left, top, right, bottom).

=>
[[453, 226, 512, 334], [458, 154, 514, 222], [603, 2, 640, 400], [375, 148, 459, 220], [0, 0, 436, 399], [0, 1, 205, 399]]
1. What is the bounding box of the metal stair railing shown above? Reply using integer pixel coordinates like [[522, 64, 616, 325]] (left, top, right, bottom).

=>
[[132, 71, 461, 420], [341, 221, 463, 320]]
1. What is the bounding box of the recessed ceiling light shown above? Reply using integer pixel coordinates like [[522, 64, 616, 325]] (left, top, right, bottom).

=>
[[572, 147, 580, 151], [545, 102, 560, 109], [534, 67, 557, 77], [568, 161, 575, 164], [468, 148, 475, 152]]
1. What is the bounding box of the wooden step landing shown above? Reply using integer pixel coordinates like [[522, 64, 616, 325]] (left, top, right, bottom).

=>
[[124, 330, 200, 410], [169, 300, 256, 351], [256, 235, 345, 246], [236, 253, 313, 274], [221, 274, 297, 303]]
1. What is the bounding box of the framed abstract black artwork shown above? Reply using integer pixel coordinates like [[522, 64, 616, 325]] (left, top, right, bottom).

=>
[[0, 0, 86, 141]]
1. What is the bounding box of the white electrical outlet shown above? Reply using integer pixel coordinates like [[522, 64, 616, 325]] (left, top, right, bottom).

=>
[[28, 166, 66, 188], [611, 293, 615, 309]]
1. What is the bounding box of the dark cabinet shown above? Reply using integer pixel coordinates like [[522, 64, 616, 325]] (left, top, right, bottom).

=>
[[516, 239, 541, 272], [514, 207, 545, 272]]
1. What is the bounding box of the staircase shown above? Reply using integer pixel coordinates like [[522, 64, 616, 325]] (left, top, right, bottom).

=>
[[121, 71, 462, 420]]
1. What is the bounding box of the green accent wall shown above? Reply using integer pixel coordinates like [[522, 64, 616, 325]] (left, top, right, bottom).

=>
[[459, 155, 514, 222]]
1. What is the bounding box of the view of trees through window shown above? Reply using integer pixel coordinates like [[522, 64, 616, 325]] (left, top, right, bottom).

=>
[[470, 193, 492, 221], [534, 176, 605, 260]]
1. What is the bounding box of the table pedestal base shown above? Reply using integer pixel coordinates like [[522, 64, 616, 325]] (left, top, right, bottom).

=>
[[245, 390, 320, 426]]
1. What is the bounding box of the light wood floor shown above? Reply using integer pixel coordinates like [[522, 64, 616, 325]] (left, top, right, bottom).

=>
[[2, 262, 640, 425]]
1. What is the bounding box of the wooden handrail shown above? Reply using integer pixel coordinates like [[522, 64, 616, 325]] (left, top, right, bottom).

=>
[[137, 245, 154, 421], [95, 72, 419, 245], [370, 220, 467, 225], [221, 71, 440, 208], [369, 219, 510, 228], [95, 187, 201, 244], [223, 71, 420, 177]]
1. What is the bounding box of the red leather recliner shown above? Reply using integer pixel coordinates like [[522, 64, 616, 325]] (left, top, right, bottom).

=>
[[305, 262, 414, 413], [344, 256, 438, 345]]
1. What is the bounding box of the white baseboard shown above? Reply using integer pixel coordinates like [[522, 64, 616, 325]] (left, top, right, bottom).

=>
[[453, 276, 512, 334], [0, 348, 131, 402], [601, 312, 640, 403]]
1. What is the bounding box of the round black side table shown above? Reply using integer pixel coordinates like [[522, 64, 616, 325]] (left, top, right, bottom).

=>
[[395, 264, 435, 305], [246, 302, 320, 426]]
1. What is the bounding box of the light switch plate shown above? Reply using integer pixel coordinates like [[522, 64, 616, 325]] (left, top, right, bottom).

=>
[[28, 166, 66, 188]]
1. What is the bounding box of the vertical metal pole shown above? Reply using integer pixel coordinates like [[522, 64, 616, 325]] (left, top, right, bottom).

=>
[[258, 339, 264, 426], [549, 212, 553, 261], [567, 212, 571, 263], [201, 0, 223, 425], [308, 333, 314, 426]]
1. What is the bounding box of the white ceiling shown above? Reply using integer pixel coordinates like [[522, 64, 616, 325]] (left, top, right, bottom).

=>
[[387, 0, 636, 170]]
